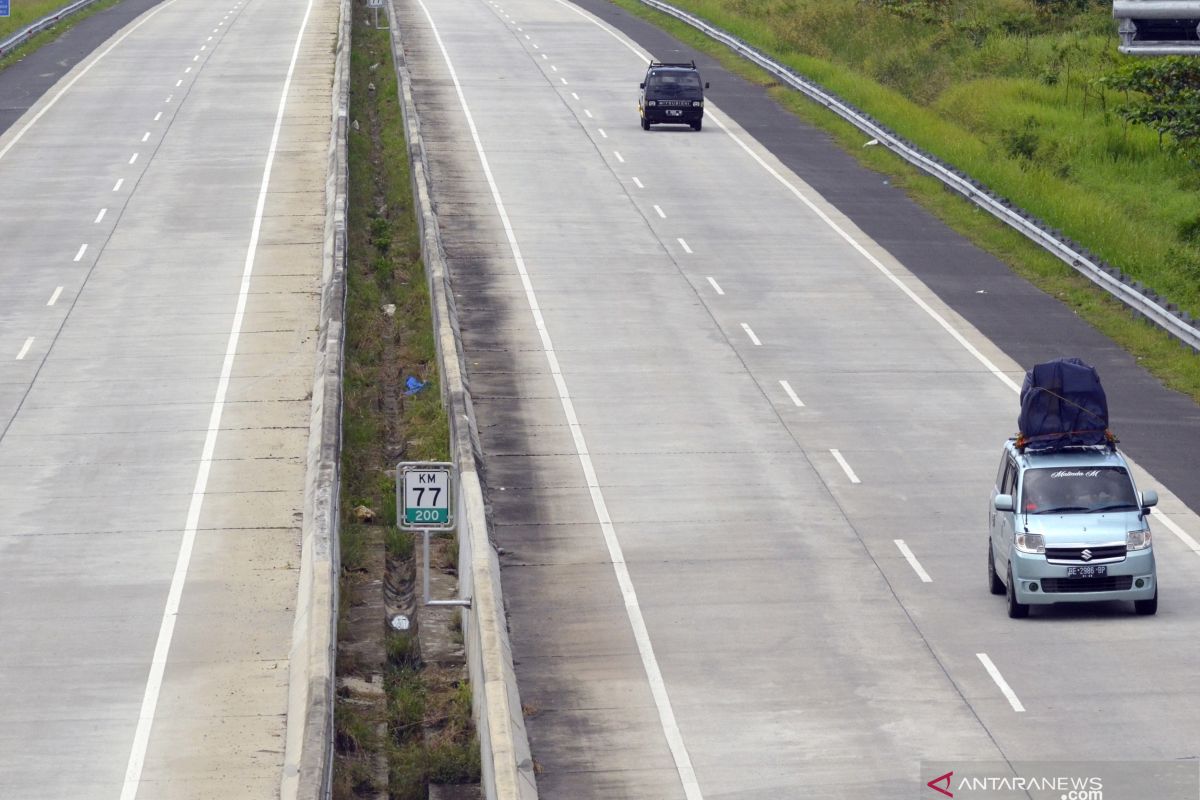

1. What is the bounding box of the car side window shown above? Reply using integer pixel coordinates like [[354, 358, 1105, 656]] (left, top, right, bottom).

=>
[[1001, 460, 1017, 496], [995, 453, 1008, 490]]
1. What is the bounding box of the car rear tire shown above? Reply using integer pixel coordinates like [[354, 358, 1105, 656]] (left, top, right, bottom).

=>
[[641, 116, 650, 131], [1135, 589, 1158, 616], [1006, 566, 1029, 618], [692, 119, 702, 131], [987, 545, 1005, 595]]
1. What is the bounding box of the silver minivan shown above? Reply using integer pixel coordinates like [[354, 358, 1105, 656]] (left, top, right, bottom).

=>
[[988, 440, 1159, 617]]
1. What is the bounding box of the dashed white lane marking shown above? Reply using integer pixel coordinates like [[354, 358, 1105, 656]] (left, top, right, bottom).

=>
[[977, 653, 1025, 712], [112, 179, 124, 192], [560, 77, 568, 85], [414, 2, 704, 798], [94, 208, 107, 224], [894, 540, 933, 583], [540, 53, 547, 59], [545, 0, 1022, 398], [117, 0, 316, 796], [550, 65, 557, 72], [583, 108, 592, 118], [0, 0, 180, 164], [677, 237, 692, 254], [46, 287, 63, 306], [154, 111, 162, 121], [740, 323, 761, 346], [141, 132, 150, 142], [193, 54, 199, 61], [15, 338, 34, 360], [830, 449, 861, 484], [175, 79, 183, 87], [524, 33, 529, 39], [598, 128, 607, 138], [532, 42, 538, 48], [185, 66, 192, 73], [212, 27, 218, 32], [570, 91, 579, 100], [165, 94, 173, 102], [706, 277, 724, 296], [653, 204, 666, 219], [73, 244, 87, 262], [517, 26, 522, 30], [779, 380, 804, 407], [613, 150, 624, 163], [207, 35, 213, 40], [128, 153, 138, 164], [632, 176, 643, 188]]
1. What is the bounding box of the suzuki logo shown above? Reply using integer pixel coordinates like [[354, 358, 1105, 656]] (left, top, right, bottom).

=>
[[1081, 549, 1093, 561]]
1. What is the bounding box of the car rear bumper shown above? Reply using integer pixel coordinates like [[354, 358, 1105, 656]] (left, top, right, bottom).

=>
[[1011, 548, 1156, 604], [643, 108, 703, 124]]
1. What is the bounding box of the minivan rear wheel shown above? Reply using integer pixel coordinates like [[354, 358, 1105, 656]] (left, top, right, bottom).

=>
[[641, 116, 651, 131], [987, 545, 1005, 595], [1006, 566, 1029, 618], [1135, 589, 1158, 616]]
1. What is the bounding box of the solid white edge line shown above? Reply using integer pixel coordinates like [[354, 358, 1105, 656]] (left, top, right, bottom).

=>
[[73, 244, 87, 262], [47, 286, 63, 306], [977, 653, 1025, 712], [1156, 513, 1200, 554], [677, 237, 692, 254], [779, 379, 803, 407], [412, 1, 704, 797], [705, 277, 724, 296], [740, 323, 761, 346], [117, 0, 315, 796], [830, 449, 860, 484], [0, 0, 182, 163], [894, 539, 933, 583], [15, 337, 33, 360]]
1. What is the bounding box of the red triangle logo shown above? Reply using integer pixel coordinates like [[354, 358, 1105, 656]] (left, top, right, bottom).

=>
[[927, 771, 954, 798]]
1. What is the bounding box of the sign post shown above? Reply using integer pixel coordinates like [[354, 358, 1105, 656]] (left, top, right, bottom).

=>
[[397, 462, 469, 608], [366, 0, 387, 29]]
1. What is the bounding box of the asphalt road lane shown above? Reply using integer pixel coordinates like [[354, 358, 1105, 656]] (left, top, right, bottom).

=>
[[0, 0, 168, 135], [0, 0, 335, 797], [398, 0, 1200, 797]]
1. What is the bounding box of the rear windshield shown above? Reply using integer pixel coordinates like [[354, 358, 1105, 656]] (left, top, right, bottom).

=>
[[1020, 467, 1138, 514], [649, 72, 701, 90]]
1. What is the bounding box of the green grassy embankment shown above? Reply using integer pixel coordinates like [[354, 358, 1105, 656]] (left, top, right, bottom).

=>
[[610, 0, 1200, 400]]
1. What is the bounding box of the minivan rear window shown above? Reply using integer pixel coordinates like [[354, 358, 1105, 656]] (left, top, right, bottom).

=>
[[1020, 467, 1138, 514]]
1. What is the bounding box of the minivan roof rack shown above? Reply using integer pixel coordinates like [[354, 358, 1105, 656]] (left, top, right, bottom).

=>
[[649, 60, 697, 69]]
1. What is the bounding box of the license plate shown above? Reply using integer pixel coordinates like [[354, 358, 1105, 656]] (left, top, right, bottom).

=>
[[1066, 565, 1107, 578], [667, 110, 682, 116]]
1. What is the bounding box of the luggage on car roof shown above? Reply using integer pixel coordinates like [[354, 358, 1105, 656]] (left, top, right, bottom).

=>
[[1017, 358, 1110, 452]]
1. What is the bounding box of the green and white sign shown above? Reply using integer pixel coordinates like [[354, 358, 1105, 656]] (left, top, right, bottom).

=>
[[397, 461, 455, 530]]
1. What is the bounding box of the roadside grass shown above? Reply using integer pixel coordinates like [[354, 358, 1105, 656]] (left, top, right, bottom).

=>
[[607, 0, 1200, 403], [0, 0, 124, 71], [335, 3, 475, 798]]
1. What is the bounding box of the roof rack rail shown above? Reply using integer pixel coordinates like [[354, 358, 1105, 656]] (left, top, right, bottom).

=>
[[648, 60, 697, 69]]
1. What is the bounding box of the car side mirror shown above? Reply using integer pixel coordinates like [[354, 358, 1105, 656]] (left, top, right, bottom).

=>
[[639, 82, 645, 89], [1140, 489, 1158, 512], [705, 82, 710, 89], [994, 494, 1014, 512]]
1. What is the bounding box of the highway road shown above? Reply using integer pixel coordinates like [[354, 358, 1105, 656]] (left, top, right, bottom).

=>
[[0, 0, 336, 796], [396, 0, 1200, 797]]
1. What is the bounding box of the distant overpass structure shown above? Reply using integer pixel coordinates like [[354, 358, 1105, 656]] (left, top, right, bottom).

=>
[[1115, 1, 1200, 54]]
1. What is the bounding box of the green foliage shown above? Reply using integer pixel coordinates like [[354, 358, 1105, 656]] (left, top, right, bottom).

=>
[[1105, 58, 1200, 158]]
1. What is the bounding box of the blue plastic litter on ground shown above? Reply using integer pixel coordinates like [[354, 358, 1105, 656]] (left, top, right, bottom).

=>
[[403, 376, 426, 395]]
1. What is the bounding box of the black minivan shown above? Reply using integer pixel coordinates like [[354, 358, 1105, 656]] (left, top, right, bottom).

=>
[[639, 61, 708, 131]]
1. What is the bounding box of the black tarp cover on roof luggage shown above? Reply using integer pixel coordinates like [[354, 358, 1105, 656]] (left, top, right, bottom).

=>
[[1018, 358, 1109, 451]]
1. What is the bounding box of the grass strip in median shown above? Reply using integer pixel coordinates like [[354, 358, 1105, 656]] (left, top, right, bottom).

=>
[[334, 2, 477, 797]]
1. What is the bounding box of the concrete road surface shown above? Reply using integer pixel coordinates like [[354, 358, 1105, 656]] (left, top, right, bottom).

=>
[[0, 0, 336, 796], [396, 0, 1200, 797]]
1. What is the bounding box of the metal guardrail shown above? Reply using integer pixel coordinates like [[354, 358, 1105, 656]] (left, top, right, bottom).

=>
[[0, 0, 105, 59], [637, 0, 1200, 352], [1113, 1, 1200, 56]]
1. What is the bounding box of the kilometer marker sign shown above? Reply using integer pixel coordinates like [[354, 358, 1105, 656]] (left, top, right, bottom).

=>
[[397, 462, 455, 530], [0, 0, 9, 18]]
